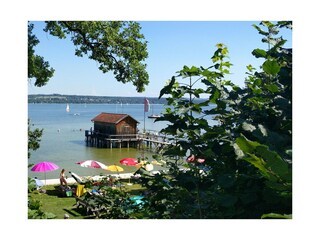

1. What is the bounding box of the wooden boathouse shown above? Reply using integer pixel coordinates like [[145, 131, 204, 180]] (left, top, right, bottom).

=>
[[85, 112, 139, 148], [85, 112, 172, 150]]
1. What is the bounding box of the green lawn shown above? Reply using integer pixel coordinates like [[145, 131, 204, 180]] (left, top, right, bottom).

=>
[[28, 182, 145, 219]]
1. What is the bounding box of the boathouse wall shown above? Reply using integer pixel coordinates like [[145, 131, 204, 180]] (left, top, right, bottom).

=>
[[94, 122, 116, 135], [116, 118, 137, 135]]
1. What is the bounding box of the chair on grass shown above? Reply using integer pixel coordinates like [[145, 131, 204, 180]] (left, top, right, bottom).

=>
[[32, 177, 44, 190]]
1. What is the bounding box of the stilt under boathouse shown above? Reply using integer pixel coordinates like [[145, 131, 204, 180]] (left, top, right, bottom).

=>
[[85, 112, 139, 148]]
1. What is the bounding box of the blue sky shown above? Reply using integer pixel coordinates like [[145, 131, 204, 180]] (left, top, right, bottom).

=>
[[28, 21, 292, 97]]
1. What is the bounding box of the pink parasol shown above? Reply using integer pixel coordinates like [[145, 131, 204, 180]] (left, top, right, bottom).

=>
[[76, 160, 107, 169], [31, 161, 59, 186]]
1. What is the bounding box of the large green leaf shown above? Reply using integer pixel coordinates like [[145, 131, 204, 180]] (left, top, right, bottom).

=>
[[179, 65, 200, 77], [256, 146, 288, 176], [235, 134, 260, 153], [252, 49, 267, 58], [236, 135, 290, 181], [266, 83, 279, 93], [262, 60, 281, 76], [243, 154, 268, 177]]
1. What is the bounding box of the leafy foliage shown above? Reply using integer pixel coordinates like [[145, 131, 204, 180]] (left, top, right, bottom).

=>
[[28, 177, 37, 193], [28, 23, 55, 87], [44, 21, 149, 92], [28, 197, 56, 219], [28, 119, 43, 159], [74, 182, 145, 219], [136, 21, 292, 219]]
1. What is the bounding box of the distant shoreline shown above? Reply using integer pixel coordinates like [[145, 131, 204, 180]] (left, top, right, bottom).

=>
[[28, 94, 167, 105]]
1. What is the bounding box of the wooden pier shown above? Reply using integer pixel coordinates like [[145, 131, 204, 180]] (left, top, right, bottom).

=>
[[85, 130, 172, 150]]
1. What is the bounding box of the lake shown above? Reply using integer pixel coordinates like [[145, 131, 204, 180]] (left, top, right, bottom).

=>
[[28, 103, 167, 180]]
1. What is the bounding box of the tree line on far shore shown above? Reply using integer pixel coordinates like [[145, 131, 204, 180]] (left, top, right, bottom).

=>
[[28, 94, 168, 104]]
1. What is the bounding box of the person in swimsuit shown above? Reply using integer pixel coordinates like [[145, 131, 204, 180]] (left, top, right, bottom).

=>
[[59, 168, 68, 186]]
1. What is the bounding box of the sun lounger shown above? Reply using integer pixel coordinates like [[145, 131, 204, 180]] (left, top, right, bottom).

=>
[[69, 171, 86, 184]]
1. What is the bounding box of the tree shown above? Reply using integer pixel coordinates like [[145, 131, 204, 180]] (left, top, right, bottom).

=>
[[28, 119, 43, 159], [136, 21, 292, 219], [28, 23, 55, 87], [28, 21, 149, 92], [43, 21, 149, 92]]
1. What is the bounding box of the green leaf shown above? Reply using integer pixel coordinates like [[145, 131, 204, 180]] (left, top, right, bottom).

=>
[[235, 134, 260, 153], [252, 49, 267, 58], [252, 24, 269, 36], [262, 60, 281, 76], [180, 65, 200, 77], [243, 154, 268, 176], [159, 76, 175, 99], [265, 180, 289, 191], [261, 213, 292, 219], [246, 64, 256, 72], [257, 146, 288, 176], [266, 83, 279, 93], [209, 88, 220, 104]]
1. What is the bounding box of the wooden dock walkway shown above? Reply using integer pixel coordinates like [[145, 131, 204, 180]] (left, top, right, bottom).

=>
[[85, 130, 172, 150]]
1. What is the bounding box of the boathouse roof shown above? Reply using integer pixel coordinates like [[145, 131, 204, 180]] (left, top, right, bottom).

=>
[[91, 112, 139, 124]]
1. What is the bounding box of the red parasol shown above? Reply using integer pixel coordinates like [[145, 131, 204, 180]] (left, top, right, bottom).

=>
[[119, 158, 138, 185], [119, 158, 138, 166]]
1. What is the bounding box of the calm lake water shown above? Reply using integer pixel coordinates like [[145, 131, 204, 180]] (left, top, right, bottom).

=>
[[28, 103, 167, 180]]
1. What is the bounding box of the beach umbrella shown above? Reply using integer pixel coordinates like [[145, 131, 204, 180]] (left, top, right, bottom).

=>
[[106, 165, 124, 189], [119, 158, 138, 185], [31, 161, 59, 186], [119, 158, 138, 166], [106, 165, 124, 172], [76, 160, 107, 169]]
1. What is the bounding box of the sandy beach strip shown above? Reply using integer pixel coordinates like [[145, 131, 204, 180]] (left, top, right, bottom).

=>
[[40, 172, 136, 185], [38, 170, 163, 186]]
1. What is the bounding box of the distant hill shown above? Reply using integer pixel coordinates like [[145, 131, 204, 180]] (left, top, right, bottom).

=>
[[28, 94, 167, 104]]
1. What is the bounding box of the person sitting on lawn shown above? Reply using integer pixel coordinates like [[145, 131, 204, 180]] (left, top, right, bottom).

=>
[[60, 168, 68, 187]]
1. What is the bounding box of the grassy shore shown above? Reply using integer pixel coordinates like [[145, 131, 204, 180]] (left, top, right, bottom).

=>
[[28, 182, 145, 219]]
